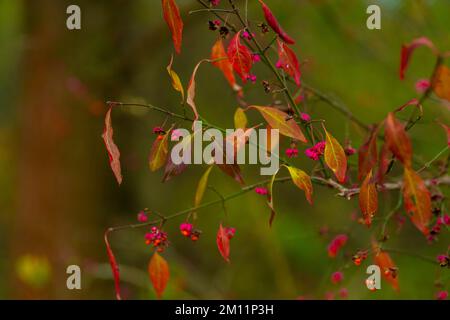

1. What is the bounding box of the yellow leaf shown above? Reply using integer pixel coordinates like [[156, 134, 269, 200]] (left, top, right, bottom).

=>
[[148, 128, 172, 172], [285, 166, 313, 204], [434, 65, 450, 101], [166, 55, 184, 102], [195, 166, 213, 207], [323, 126, 347, 183], [250, 106, 307, 143], [234, 107, 247, 129]]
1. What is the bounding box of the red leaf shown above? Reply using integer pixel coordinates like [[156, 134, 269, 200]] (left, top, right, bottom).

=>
[[384, 112, 412, 167], [358, 125, 379, 181], [162, 156, 187, 182], [376, 142, 391, 184], [227, 31, 253, 82], [211, 38, 242, 94], [359, 170, 378, 227], [403, 167, 432, 235], [216, 163, 245, 185], [399, 37, 436, 80], [104, 230, 121, 300], [148, 252, 170, 299], [258, 0, 295, 44], [216, 224, 230, 262], [162, 0, 183, 54], [277, 40, 301, 86], [102, 107, 122, 185]]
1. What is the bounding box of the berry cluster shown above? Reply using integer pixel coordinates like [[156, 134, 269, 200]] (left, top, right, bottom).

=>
[[352, 250, 368, 266], [145, 227, 169, 252], [305, 141, 326, 161], [180, 223, 202, 242]]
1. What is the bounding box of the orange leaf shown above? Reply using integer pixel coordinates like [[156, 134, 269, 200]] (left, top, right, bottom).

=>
[[166, 55, 184, 101], [402, 167, 432, 235], [186, 60, 208, 125], [102, 107, 122, 185], [323, 127, 347, 183], [162, 0, 183, 54], [277, 40, 301, 86], [376, 142, 391, 184], [104, 230, 121, 300], [227, 31, 253, 82], [399, 37, 436, 80], [148, 130, 171, 172], [217, 224, 230, 262], [384, 112, 412, 167], [250, 106, 307, 143], [372, 242, 399, 291], [211, 38, 242, 93], [359, 170, 378, 227], [433, 65, 450, 101], [285, 166, 313, 205], [358, 125, 379, 181], [148, 252, 170, 299]]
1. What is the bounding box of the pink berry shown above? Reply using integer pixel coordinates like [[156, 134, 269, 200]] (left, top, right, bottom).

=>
[[255, 187, 268, 195], [137, 211, 148, 222], [331, 271, 344, 284], [300, 113, 311, 122], [436, 291, 448, 300]]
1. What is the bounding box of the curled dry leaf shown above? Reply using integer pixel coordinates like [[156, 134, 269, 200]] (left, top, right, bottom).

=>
[[250, 106, 307, 143], [211, 38, 242, 94], [258, 0, 295, 44], [104, 230, 121, 300], [402, 167, 432, 235], [234, 107, 247, 129], [437, 121, 450, 147], [148, 252, 170, 299], [372, 241, 399, 291], [187, 60, 209, 125], [384, 112, 412, 167], [267, 170, 279, 226], [102, 107, 122, 185], [285, 166, 313, 205], [399, 37, 436, 80], [166, 55, 184, 102], [162, 0, 183, 54], [149, 129, 171, 172], [358, 125, 379, 181], [277, 40, 301, 86], [433, 65, 450, 101], [359, 170, 378, 227], [217, 224, 230, 262], [227, 31, 253, 82], [323, 126, 347, 183]]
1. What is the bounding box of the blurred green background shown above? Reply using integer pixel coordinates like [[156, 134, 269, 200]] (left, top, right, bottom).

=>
[[0, 0, 448, 299]]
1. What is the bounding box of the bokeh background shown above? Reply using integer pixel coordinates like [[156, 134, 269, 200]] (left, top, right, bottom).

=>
[[0, 0, 448, 299]]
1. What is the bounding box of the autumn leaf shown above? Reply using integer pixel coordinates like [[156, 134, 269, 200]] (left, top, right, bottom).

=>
[[162, 0, 183, 54], [384, 112, 412, 167], [359, 170, 378, 227], [195, 166, 213, 207], [402, 166, 432, 235], [148, 252, 170, 299], [187, 60, 208, 125], [376, 142, 391, 184], [433, 65, 450, 101], [358, 125, 379, 181], [234, 107, 247, 129], [399, 37, 436, 80], [104, 230, 121, 300], [102, 107, 122, 185], [372, 241, 399, 291], [216, 163, 245, 185], [149, 130, 171, 172], [258, 0, 295, 44], [162, 155, 187, 182], [277, 40, 301, 86], [323, 126, 347, 183], [285, 166, 313, 205], [166, 55, 184, 102], [227, 31, 253, 82], [217, 224, 230, 263], [250, 106, 307, 143], [211, 38, 242, 94]]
